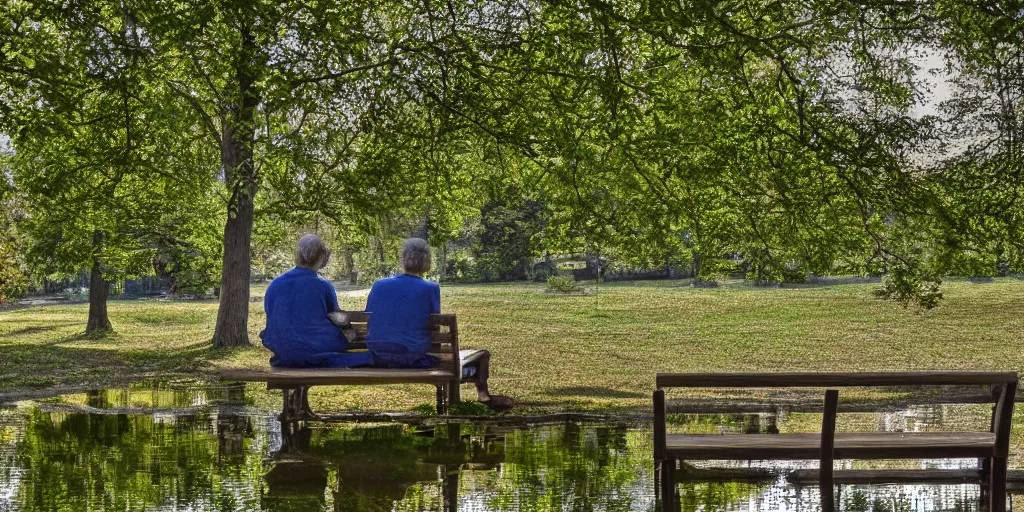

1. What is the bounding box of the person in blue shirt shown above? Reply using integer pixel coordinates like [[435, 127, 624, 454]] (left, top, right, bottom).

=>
[[365, 238, 513, 411], [260, 234, 373, 369]]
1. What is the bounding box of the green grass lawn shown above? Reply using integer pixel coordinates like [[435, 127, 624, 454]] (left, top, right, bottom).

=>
[[1, 278, 1022, 413]]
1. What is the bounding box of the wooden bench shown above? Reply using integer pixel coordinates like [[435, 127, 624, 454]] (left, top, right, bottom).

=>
[[221, 313, 485, 420], [653, 372, 1018, 512]]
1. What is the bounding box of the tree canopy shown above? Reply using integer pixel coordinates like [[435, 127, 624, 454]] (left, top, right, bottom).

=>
[[2, 0, 1022, 335]]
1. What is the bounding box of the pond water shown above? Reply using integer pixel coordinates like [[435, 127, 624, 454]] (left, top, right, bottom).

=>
[[0, 385, 1009, 511]]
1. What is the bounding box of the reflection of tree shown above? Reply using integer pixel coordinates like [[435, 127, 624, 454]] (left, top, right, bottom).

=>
[[218, 412, 251, 463], [676, 481, 768, 512], [4, 411, 769, 512], [841, 488, 913, 512], [667, 413, 781, 435], [269, 422, 512, 512], [84, 390, 111, 409], [307, 424, 458, 511], [69, 384, 249, 412], [263, 462, 329, 512], [11, 409, 265, 511], [486, 423, 650, 512]]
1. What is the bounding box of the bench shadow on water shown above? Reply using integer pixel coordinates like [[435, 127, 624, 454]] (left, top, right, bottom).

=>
[[0, 384, 1010, 511]]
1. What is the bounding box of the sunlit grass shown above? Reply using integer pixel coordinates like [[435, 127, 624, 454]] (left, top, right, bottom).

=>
[[1, 278, 1023, 414]]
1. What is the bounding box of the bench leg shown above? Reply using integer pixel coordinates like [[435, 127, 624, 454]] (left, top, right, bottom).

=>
[[448, 377, 460, 410], [990, 457, 1007, 512], [442, 464, 459, 512], [297, 386, 320, 420], [980, 457, 992, 506], [436, 384, 447, 415], [279, 386, 319, 422], [278, 387, 294, 422], [820, 470, 835, 512], [660, 458, 677, 512], [819, 389, 839, 512], [654, 459, 662, 508]]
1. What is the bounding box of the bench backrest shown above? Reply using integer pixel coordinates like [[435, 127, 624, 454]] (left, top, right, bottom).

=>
[[344, 312, 461, 375], [656, 371, 1019, 389]]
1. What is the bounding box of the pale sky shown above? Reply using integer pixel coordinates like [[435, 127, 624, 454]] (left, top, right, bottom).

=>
[[910, 49, 954, 118]]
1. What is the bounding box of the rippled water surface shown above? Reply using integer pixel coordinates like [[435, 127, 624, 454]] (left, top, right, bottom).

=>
[[0, 385, 1010, 511]]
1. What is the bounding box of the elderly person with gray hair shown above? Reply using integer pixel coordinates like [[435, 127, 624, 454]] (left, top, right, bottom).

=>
[[364, 238, 513, 411], [260, 234, 373, 368]]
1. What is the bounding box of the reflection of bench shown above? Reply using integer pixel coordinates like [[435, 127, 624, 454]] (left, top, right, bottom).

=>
[[222, 313, 484, 419], [269, 422, 504, 512], [653, 372, 1018, 512]]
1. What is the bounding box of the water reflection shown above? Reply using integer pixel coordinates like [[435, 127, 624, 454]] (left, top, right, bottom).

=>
[[0, 386, 1009, 511], [0, 395, 656, 511]]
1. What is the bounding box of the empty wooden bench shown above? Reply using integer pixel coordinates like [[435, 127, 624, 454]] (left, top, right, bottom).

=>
[[653, 372, 1018, 512], [221, 313, 486, 420]]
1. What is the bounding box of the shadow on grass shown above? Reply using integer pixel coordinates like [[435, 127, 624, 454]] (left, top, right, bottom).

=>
[[44, 330, 124, 346], [2, 324, 76, 337], [546, 386, 646, 399], [0, 335, 232, 394]]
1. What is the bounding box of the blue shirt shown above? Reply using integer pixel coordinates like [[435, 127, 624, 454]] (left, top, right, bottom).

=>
[[260, 267, 372, 368], [364, 273, 441, 355]]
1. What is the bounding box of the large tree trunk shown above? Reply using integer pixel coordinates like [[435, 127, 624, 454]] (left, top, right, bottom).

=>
[[212, 182, 254, 347], [345, 250, 357, 285], [86, 255, 111, 334], [212, 24, 260, 348]]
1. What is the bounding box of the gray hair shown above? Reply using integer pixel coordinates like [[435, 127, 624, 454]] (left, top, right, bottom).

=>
[[295, 234, 331, 270], [400, 238, 432, 275]]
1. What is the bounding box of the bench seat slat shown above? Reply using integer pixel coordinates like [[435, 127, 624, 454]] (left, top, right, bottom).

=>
[[221, 368, 454, 386], [665, 432, 996, 460], [343, 341, 452, 352], [346, 332, 453, 344], [657, 371, 1018, 389], [833, 432, 996, 459], [666, 433, 822, 460], [787, 468, 983, 486]]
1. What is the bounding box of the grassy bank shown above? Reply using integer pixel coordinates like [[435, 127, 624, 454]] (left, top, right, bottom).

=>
[[1, 278, 1023, 413]]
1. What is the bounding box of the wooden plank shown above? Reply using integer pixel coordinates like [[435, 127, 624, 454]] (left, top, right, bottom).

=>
[[657, 371, 1018, 389], [820, 390, 839, 512], [665, 391, 999, 415], [431, 353, 456, 363], [430, 331, 453, 343], [833, 432, 996, 459], [661, 458, 677, 512], [446, 314, 461, 407], [677, 464, 777, 483], [343, 312, 455, 327], [993, 381, 1017, 458], [789, 469, 1024, 487], [1007, 470, 1024, 492], [788, 469, 982, 486], [337, 313, 453, 349], [436, 383, 446, 414], [221, 368, 455, 386], [665, 432, 996, 461], [654, 389, 672, 512], [343, 341, 453, 353], [653, 390, 667, 461], [666, 433, 822, 460], [429, 313, 457, 327], [992, 457, 1008, 512]]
